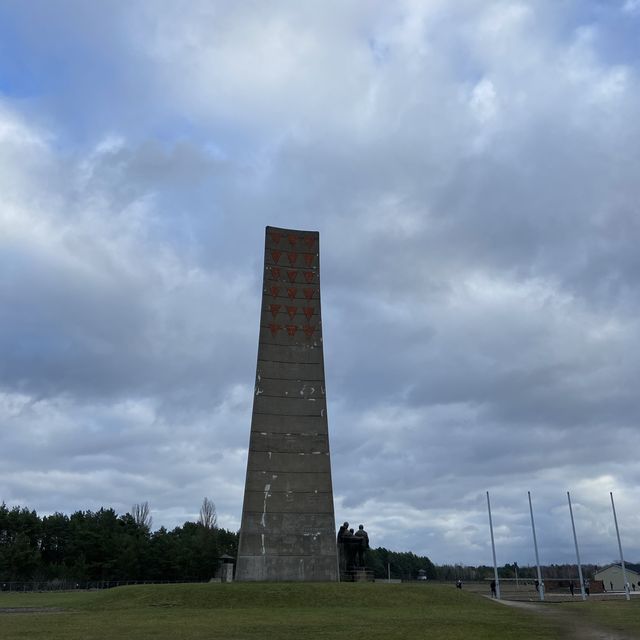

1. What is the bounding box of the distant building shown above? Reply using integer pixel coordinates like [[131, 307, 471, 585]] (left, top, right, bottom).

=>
[[594, 564, 640, 591]]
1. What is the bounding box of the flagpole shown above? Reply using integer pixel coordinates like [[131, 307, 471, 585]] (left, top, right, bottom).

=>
[[487, 491, 501, 599], [567, 491, 586, 600], [610, 492, 630, 601], [528, 491, 544, 601]]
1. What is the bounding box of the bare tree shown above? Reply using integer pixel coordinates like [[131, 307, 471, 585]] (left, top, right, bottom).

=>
[[199, 497, 217, 529], [132, 501, 152, 531]]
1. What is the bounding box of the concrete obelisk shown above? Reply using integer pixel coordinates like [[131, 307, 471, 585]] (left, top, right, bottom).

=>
[[235, 226, 338, 581]]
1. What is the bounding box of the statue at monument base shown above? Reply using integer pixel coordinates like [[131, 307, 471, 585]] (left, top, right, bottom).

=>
[[337, 522, 371, 580]]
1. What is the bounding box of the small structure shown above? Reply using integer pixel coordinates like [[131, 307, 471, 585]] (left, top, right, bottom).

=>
[[218, 554, 235, 583], [594, 564, 640, 591]]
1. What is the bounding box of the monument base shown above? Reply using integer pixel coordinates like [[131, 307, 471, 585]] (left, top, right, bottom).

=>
[[236, 555, 338, 582], [340, 568, 375, 582]]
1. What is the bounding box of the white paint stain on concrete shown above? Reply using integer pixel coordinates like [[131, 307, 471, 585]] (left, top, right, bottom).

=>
[[261, 484, 271, 529], [302, 531, 322, 541]]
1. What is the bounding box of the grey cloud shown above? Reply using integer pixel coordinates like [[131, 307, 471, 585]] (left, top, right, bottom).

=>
[[2, 0, 640, 565]]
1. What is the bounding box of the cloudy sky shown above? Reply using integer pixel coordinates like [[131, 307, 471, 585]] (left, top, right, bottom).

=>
[[2, 0, 640, 567]]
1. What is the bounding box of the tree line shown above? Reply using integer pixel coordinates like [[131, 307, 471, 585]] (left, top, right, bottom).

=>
[[1, 502, 627, 583], [0, 502, 437, 583], [430, 562, 602, 582], [0, 501, 237, 583]]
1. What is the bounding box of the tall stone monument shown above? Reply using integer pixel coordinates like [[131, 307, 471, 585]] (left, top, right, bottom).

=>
[[235, 226, 338, 581]]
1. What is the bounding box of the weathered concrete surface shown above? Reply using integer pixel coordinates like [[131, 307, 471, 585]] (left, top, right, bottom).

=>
[[236, 226, 338, 581]]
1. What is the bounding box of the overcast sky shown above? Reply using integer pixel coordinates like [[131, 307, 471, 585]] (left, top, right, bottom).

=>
[[2, 0, 640, 567]]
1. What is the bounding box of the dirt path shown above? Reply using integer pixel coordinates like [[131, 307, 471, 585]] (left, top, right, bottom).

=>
[[490, 597, 636, 640]]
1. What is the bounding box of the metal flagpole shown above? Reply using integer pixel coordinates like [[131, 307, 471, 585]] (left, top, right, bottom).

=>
[[567, 491, 586, 600], [487, 491, 501, 599], [528, 491, 544, 601], [610, 492, 630, 601]]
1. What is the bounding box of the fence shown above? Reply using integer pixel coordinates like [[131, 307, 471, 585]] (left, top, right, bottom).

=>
[[1, 579, 210, 592]]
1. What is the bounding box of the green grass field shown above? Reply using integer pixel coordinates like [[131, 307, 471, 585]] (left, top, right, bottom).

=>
[[1, 582, 638, 640], [572, 597, 640, 637]]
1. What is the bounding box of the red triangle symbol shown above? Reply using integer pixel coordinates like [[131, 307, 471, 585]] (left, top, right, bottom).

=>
[[303, 288, 315, 300], [269, 323, 281, 336], [288, 234, 298, 246], [304, 236, 315, 249], [287, 252, 298, 265], [303, 324, 314, 337], [270, 231, 282, 245], [270, 285, 281, 298], [287, 270, 298, 283], [271, 267, 281, 280], [286, 324, 298, 336], [303, 307, 313, 320], [303, 271, 314, 283], [303, 254, 314, 267], [287, 287, 297, 299], [269, 304, 281, 318], [287, 306, 297, 319]]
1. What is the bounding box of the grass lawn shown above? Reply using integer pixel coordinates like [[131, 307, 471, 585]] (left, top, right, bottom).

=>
[[0, 582, 561, 640], [557, 597, 640, 637], [0, 582, 583, 640]]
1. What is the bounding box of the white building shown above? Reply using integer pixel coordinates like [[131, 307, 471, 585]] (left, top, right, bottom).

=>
[[594, 564, 640, 591]]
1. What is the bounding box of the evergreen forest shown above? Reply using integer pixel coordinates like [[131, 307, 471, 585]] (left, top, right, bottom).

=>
[[1, 503, 621, 585]]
